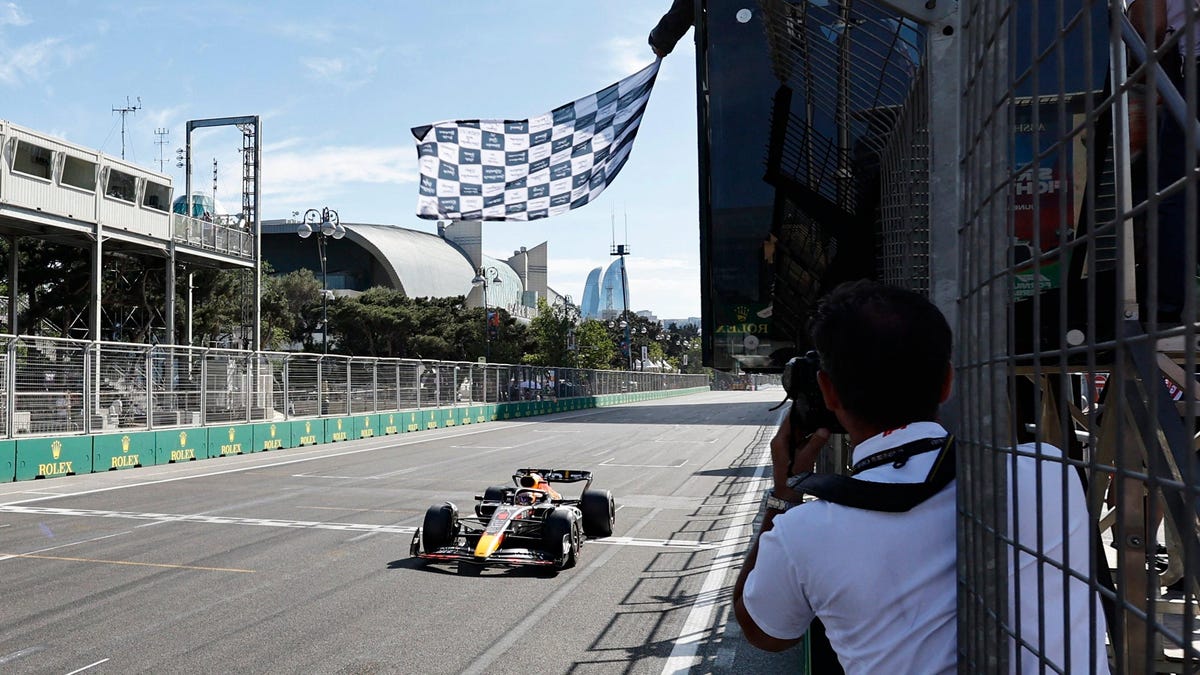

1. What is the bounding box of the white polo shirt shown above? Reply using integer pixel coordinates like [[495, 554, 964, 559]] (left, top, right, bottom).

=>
[[742, 422, 1111, 674], [743, 422, 957, 673]]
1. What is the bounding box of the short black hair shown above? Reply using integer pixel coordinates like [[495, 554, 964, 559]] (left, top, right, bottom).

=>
[[807, 280, 952, 430]]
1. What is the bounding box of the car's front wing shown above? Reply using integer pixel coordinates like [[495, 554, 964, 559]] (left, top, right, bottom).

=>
[[410, 530, 564, 567]]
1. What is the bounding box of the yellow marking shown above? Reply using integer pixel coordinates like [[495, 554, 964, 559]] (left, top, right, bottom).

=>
[[0, 552, 254, 573]]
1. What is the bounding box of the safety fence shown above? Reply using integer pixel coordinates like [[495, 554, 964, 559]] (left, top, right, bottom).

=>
[[0, 335, 707, 438]]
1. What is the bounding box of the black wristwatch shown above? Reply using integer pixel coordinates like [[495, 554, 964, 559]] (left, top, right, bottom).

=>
[[764, 488, 800, 512]]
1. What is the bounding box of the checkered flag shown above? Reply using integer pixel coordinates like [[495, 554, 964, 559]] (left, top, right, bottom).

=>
[[412, 60, 661, 221]]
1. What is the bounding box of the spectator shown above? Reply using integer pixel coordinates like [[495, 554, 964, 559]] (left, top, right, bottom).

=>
[[733, 280, 1110, 673]]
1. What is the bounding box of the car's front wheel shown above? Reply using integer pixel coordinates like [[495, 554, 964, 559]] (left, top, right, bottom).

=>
[[422, 502, 458, 551], [543, 509, 578, 569]]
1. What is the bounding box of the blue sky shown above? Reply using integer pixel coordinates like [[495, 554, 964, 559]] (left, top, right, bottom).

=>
[[0, 1, 700, 320]]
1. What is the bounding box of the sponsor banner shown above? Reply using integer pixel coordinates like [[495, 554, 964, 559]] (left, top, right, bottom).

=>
[[253, 422, 290, 452], [94, 431, 156, 471], [405, 411, 421, 433], [424, 409, 441, 430], [208, 425, 250, 458], [0, 440, 15, 482], [355, 414, 380, 439], [291, 419, 323, 447], [156, 428, 206, 464], [326, 417, 353, 443], [381, 412, 402, 435], [17, 436, 92, 480]]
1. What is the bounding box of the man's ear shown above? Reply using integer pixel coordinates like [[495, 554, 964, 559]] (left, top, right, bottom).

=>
[[940, 362, 954, 404], [817, 370, 842, 412]]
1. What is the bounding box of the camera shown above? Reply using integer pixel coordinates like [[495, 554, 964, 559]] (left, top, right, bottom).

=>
[[781, 351, 845, 436]]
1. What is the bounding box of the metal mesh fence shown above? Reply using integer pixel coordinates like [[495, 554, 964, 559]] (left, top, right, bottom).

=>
[[951, 0, 1198, 670], [0, 336, 707, 439]]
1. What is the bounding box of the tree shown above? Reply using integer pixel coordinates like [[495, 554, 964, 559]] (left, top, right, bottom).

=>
[[574, 319, 614, 369], [523, 297, 578, 367], [268, 268, 322, 348]]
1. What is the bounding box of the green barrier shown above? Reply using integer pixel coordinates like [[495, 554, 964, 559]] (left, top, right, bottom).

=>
[[253, 422, 289, 451], [473, 406, 486, 424], [209, 425, 250, 458], [442, 408, 457, 427], [291, 419, 322, 446], [423, 409, 441, 430], [355, 414, 379, 439], [381, 412, 402, 435], [0, 439, 13, 482], [17, 436, 92, 480], [156, 428, 205, 464], [405, 411, 421, 433], [94, 431, 156, 471], [326, 417, 352, 443], [456, 407, 472, 426]]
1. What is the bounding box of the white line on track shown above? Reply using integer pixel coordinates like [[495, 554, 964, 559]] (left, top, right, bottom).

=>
[[0, 530, 133, 563], [599, 459, 687, 468], [0, 504, 721, 553], [65, 657, 109, 675], [0, 646, 43, 666], [659, 414, 780, 675]]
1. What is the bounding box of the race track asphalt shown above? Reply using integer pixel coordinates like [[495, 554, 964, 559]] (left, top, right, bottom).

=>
[[0, 388, 804, 674]]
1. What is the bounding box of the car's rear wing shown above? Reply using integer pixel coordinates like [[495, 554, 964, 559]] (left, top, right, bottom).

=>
[[513, 468, 593, 488]]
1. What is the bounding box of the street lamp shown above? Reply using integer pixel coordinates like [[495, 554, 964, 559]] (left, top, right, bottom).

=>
[[472, 265, 502, 361], [297, 207, 344, 353]]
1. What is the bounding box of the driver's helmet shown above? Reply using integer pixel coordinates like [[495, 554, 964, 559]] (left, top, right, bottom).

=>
[[515, 489, 538, 506], [519, 473, 549, 491]]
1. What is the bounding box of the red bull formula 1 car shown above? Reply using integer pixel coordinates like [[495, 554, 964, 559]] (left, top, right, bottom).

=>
[[411, 468, 615, 571]]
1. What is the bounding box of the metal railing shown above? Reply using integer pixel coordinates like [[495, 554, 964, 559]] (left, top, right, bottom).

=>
[[0, 335, 707, 438], [172, 213, 254, 259]]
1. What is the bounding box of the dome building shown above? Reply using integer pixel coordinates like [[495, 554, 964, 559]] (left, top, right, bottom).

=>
[[262, 218, 557, 319]]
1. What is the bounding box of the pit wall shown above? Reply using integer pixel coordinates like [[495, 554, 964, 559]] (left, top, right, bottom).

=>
[[4, 387, 709, 482]]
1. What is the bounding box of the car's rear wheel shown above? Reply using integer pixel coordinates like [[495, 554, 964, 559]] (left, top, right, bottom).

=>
[[476, 485, 508, 517], [581, 489, 615, 537], [422, 502, 458, 551], [543, 509, 578, 569]]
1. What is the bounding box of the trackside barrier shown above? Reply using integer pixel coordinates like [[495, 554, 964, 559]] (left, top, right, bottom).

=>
[[1, 385, 709, 481]]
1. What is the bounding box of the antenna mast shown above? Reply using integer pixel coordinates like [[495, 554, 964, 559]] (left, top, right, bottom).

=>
[[154, 128, 169, 172], [111, 96, 142, 160]]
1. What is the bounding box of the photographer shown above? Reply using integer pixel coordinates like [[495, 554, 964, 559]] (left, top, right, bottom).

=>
[[733, 281, 1109, 673]]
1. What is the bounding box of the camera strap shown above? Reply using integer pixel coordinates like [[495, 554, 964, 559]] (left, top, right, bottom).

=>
[[849, 435, 949, 474], [786, 436, 955, 513]]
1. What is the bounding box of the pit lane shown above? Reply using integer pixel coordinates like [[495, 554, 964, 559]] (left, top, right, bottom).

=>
[[0, 389, 800, 674]]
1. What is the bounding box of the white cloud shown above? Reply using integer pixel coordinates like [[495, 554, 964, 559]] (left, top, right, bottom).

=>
[[259, 143, 418, 212], [0, 2, 30, 27], [302, 47, 383, 89], [605, 36, 654, 81], [0, 37, 87, 86]]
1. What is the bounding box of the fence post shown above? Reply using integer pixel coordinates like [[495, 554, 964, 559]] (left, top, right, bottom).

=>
[[200, 349, 208, 427], [145, 346, 154, 431]]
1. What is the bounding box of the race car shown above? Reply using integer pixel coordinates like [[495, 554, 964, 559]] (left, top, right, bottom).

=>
[[410, 468, 616, 571]]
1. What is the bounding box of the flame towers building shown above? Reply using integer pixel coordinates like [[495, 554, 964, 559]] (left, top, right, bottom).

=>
[[599, 257, 629, 320], [581, 267, 602, 319]]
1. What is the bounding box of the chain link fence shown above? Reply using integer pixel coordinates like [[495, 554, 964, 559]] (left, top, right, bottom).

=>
[[0, 336, 707, 439]]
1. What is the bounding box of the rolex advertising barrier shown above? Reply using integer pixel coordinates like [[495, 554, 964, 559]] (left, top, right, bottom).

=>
[[0, 336, 708, 481]]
